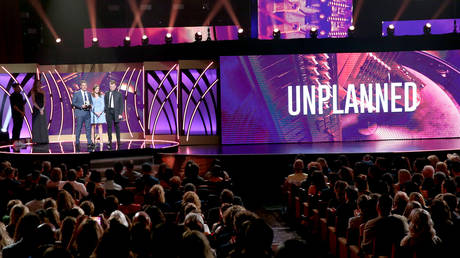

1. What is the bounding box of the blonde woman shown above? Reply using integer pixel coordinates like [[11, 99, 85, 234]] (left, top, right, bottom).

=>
[[90, 85, 106, 144]]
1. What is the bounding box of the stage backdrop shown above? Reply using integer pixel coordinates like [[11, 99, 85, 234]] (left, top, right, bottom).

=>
[[258, 0, 353, 39], [221, 50, 460, 144]]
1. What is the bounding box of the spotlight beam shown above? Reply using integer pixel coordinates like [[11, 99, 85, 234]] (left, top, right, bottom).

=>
[[86, 0, 97, 39], [393, 0, 412, 21], [431, 0, 452, 20], [168, 0, 182, 31], [28, 0, 59, 40], [128, 0, 150, 37], [203, 0, 240, 27]]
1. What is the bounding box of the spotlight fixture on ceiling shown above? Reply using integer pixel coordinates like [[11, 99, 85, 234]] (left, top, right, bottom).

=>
[[310, 27, 318, 39], [142, 34, 148, 46], [165, 33, 172, 44], [92, 37, 99, 47], [387, 24, 395, 37], [195, 31, 202, 42], [55, 37, 62, 44], [124, 36, 131, 47], [347, 25, 355, 38], [424, 23, 432, 35], [273, 28, 281, 39], [237, 28, 245, 39]]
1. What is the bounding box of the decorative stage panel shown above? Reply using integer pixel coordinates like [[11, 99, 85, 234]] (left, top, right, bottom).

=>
[[221, 50, 460, 144], [258, 0, 353, 39]]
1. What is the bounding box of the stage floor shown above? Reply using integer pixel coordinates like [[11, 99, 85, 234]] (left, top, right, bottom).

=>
[[1, 138, 459, 157], [175, 138, 460, 155], [0, 140, 179, 156]]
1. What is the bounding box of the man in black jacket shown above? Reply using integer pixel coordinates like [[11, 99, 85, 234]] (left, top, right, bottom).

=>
[[104, 80, 124, 150]]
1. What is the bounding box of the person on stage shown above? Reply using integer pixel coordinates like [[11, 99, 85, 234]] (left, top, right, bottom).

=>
[[104, 80, 124, 150], [9, 83, 26, 146], [31, 79, 49, 144], [90, 84, 106, 145], [71, 80, 93, 149]]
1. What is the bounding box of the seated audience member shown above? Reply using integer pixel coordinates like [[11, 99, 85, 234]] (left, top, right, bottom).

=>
[[113, 161, 129, 188], [441, 193, 460, 227], [427, 155, 439, 168], [58, 169, 88, 199], [316, 157, 331, 175], [400, 209, 442, 258], [166, 176, 183, 209], [395, 169, 411, 193], [70, 218, 103, 257], [136, 162, 159, 193], [286, 159, 307, 187], [433, 172, 447, 195], [347, 194, 370, 245], [121, 160, 141, 184], [146, 184, 169, 212], [229, 218, 273, 258], [430, 199, 455, 254], [103, 169, 122, 191], [25, 185, 47, 212], [47, 167, 63, 192], [392, 191, 409, 216], [6, 204, 28, 238], [435, 161, 449, 175], [0, 222, 13, 252], [35, 223, 57, 256], [157, 163, 174, 189], [403, 201, 422, 219], [2, 213, 41, 258], [335, 186, 357, 236], [180, 230, 215, 258], [56, 190, 75, 219], [409, 192, 427, 210], [361, 195, 408, 256], [182, 160, 205, 187]]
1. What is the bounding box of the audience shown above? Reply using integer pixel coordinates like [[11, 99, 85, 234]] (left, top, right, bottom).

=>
[[0, 152, 458, 258]]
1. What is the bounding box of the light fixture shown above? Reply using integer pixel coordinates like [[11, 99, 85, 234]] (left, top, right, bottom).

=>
[[165, 33, 172, 44], [237, 28, 245, 39], [424, 23, 432, 35], [124, 36, 131, 47], [195, 31, 202, 42], [142, 34, 148, 46], [273, 28, 280, 39], [347, 25, 355, 38], [55, 37, 62, 44], [387, 24, 395, 37], [92, 37, 99, 47], [310, 27, 318, 39]]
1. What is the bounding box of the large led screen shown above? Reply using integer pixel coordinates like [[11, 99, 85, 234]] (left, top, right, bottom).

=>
[[221, 50, 460, 144]]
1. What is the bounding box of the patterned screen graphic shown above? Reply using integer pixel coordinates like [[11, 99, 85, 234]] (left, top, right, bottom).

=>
[[221, 50, 460, 144], [258, 0, 353, 39], [0, 73, 35, 139]]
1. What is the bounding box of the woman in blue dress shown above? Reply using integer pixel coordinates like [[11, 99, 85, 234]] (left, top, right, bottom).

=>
[[91, 85, 106, 144]]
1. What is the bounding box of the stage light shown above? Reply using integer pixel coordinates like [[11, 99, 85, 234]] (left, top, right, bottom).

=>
[[165, 33, 172, 44], [310, 27, 318, 39], [55, 37, 62, 44], [124, 36, 131, 47], [387, 24, 395, 37], [195, 31, 202, 42], [273, 28, 280, 39], [424, 23, 432, 35], [347, 25, 355, 38], [142, 34, 148, 46], [92, 37, 99, 47], [237, 28, 245, 39]]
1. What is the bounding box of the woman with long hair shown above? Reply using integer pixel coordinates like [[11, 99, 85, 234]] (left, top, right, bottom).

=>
[[90, 84, 106, 144], [400, 208, 442, 257], [31, 78, 49, 144]]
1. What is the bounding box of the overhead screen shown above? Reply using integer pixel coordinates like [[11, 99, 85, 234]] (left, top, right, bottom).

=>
[[220, 50, 460, 144]]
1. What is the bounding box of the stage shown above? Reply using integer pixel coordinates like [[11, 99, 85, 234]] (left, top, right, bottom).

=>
[[0, 140, 179, 159], [175, 138, 460, 156], [1, 138, 459, 158]]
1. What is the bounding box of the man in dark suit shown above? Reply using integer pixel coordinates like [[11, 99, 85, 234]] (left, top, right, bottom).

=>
[[105, 80, 124, 149], [361, 194, 408, 256], [9, 83, 25, 144], [71, 80, 93, 149]]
